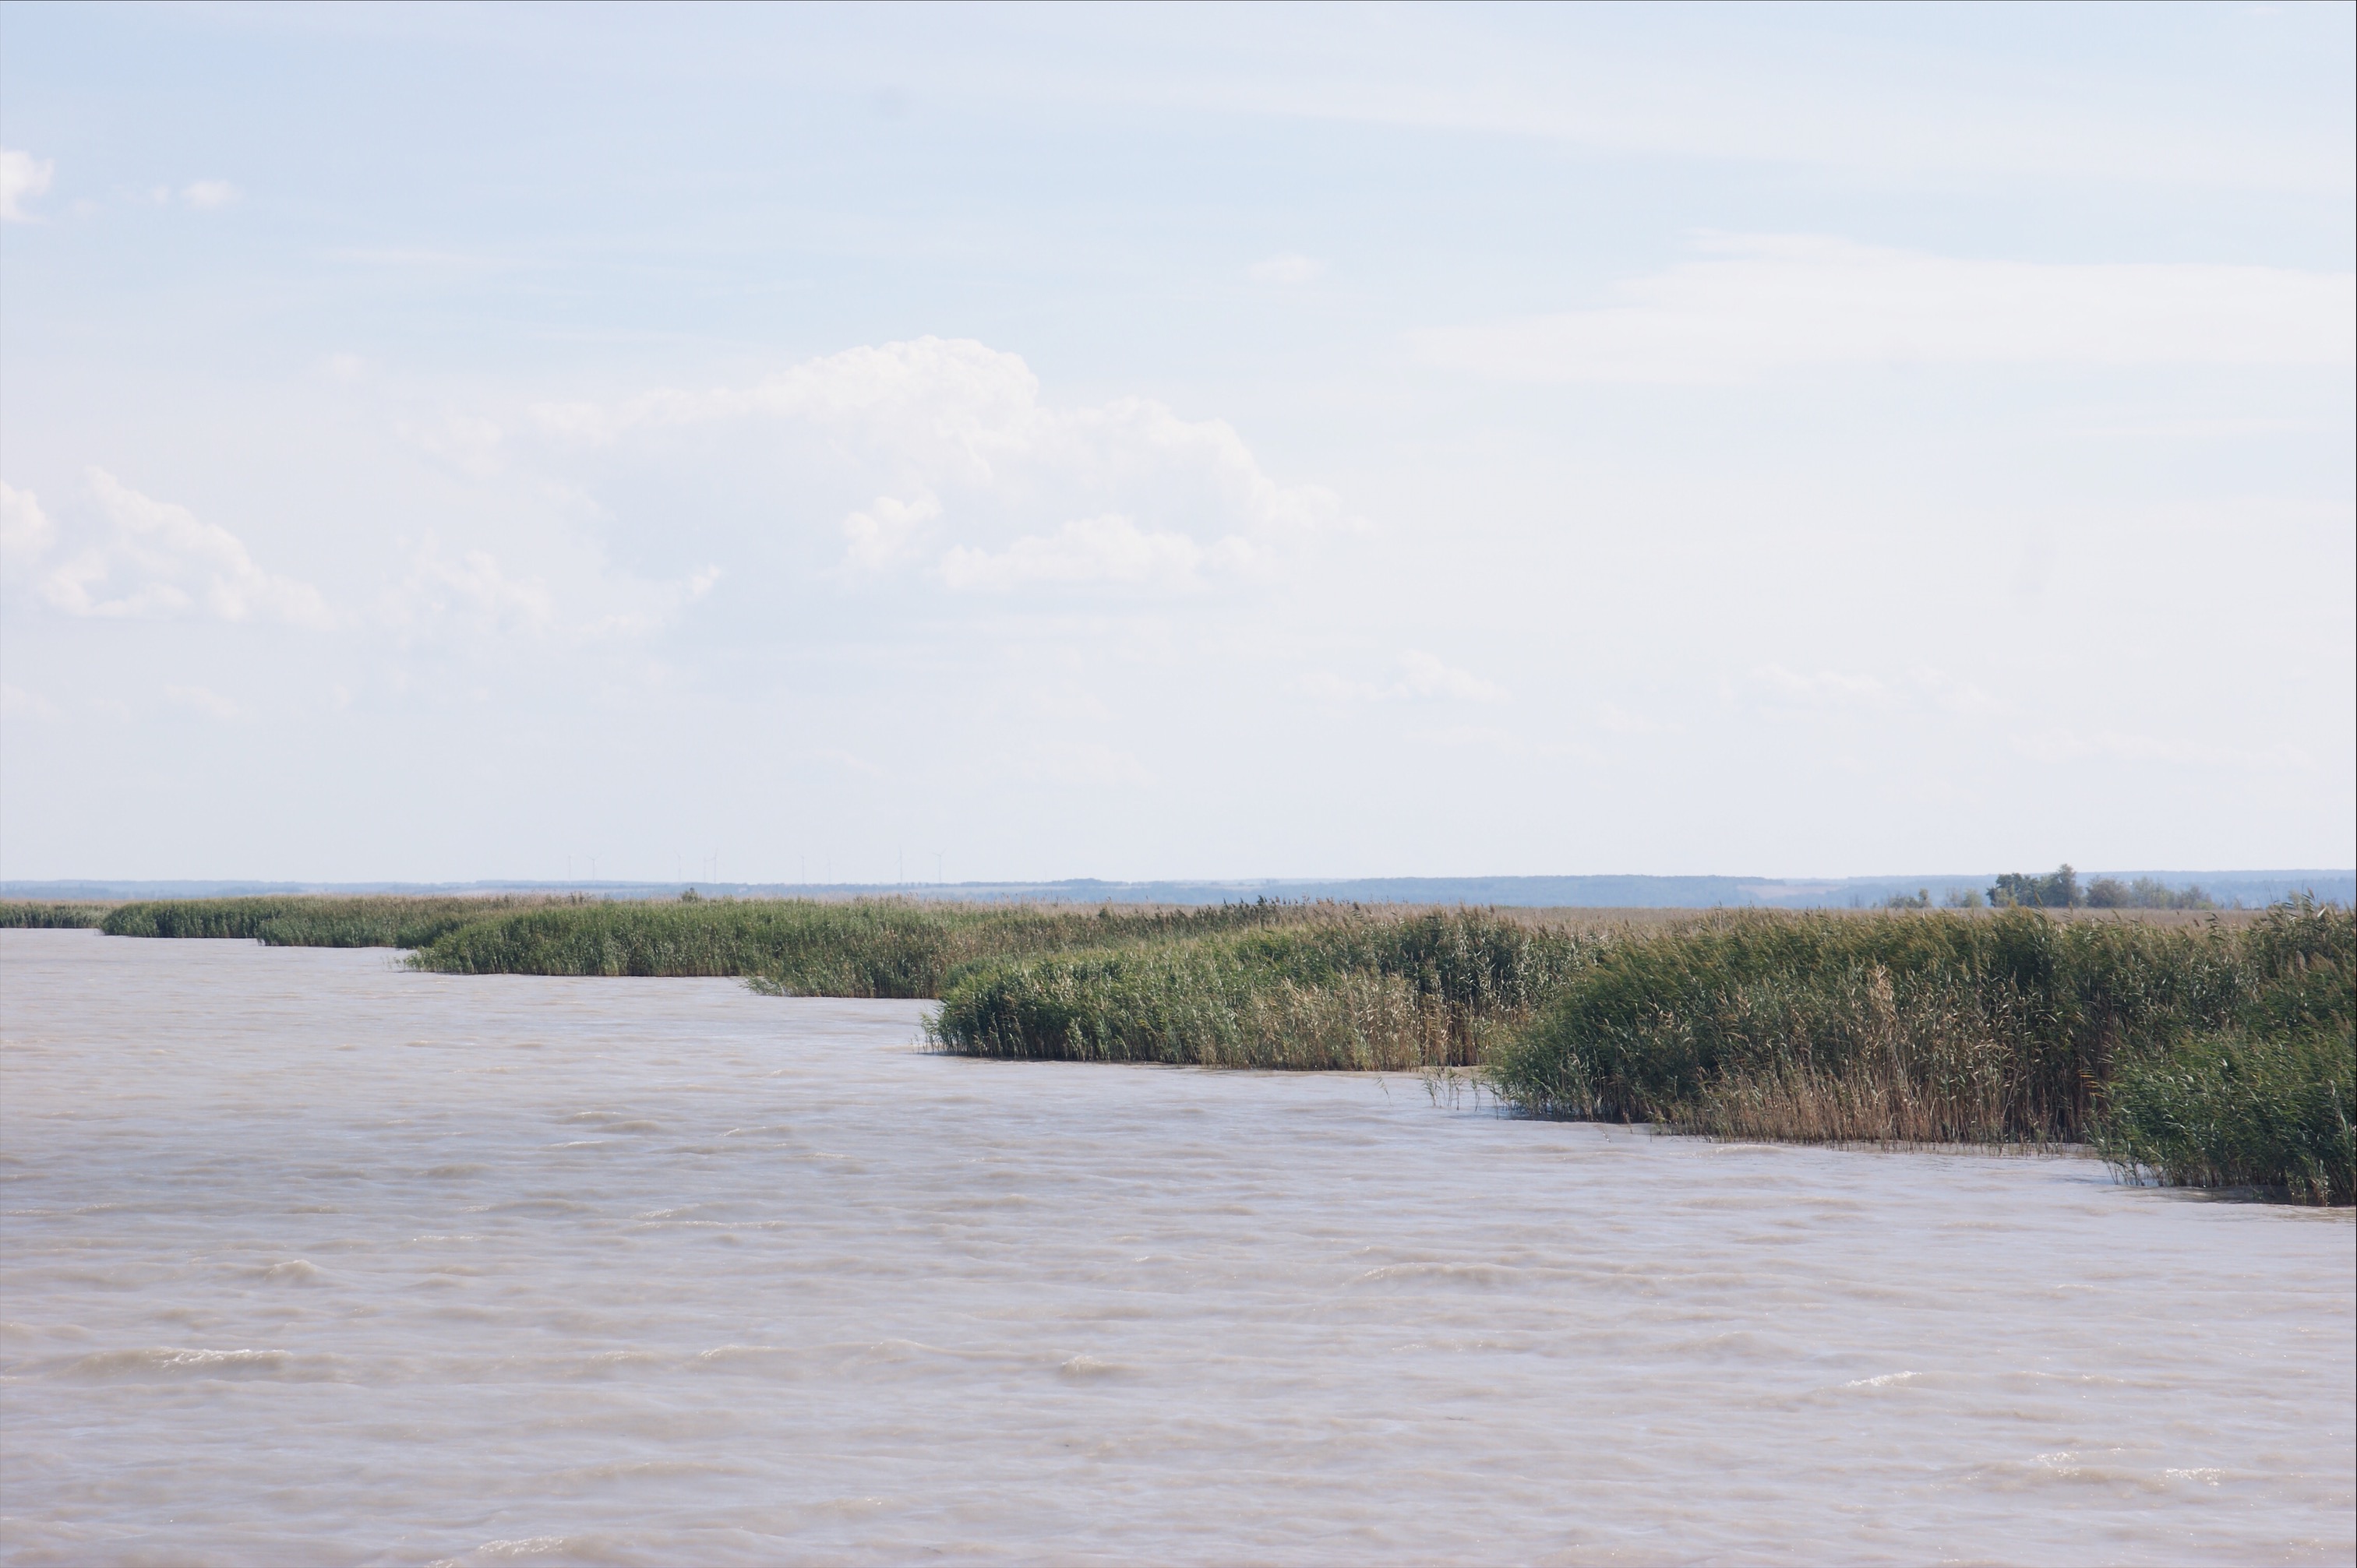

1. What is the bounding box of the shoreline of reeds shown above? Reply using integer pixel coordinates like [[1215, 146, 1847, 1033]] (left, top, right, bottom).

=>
[[9, 891, 2346, 1203], [1484, 900, 2352, 1205]]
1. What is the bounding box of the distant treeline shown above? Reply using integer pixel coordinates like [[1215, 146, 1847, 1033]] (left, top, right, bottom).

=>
[[1985, 864, 2218, 910], [9, 890, 2347, 1203], [1876, 865, 2221, 911]]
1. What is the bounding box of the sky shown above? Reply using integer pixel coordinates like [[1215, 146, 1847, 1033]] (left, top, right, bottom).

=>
[[1, 1, 2351, 885]]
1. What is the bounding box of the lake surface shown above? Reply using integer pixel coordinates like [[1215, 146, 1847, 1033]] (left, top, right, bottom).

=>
[[2, 928, 2350, 1566]]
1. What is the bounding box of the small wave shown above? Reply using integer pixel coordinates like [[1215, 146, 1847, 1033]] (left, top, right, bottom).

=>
[[692, 1343, 804, 1374], [1352, 1262, 1522, 1288], [1962, 1451, 2173, 1494], [565, 1349, 672, 1379], [0, 1320, 90, 1344], [60, 1345, 349, 1383], [1662, 1329, 1793, 1363], [426, 1164, 489, 1179], [434, 1536, 641, 1564], [1844, 1370, 1921, 1388], [259, 1260, 327, 1286], [550, 1457, 746, 1488], [1057, 1354, 1137, 1380]]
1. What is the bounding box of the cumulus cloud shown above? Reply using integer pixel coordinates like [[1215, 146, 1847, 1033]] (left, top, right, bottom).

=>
[[1, 481, 57, 571], [402, 414, 506, 478], [385, 541, 558, 640], [0, 148, 53, 222], [1748, 664, 2006, 717], [164, 684, 241, 720], [181, 179, 238, 210], [1303, 650, 1507, 705], [842, 492, 940, 571], [940, 513, 1255, 593], [379, 537, 718, 645], [1, 683, 58, 721], [1247, 252, 1325, 284], [531, 337, 1350, 589], [1415, 234, 2357, 383], [1748, 664, 1891, 710], [36, 469, 335, 628]]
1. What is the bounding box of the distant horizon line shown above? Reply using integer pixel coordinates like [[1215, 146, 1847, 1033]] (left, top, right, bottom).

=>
[[5, 869, 2349, 912]]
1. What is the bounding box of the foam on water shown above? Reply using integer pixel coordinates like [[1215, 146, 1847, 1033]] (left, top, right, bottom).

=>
[[2, 928, 2350, 1565]]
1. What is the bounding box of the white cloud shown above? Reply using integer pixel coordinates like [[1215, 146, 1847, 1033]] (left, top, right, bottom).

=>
[[0, 148, 53, 222], [402, 414, 506, 478], [1, 683, 58, 721], [1748, 664, 1890, 710], [1303, 650, 1506, 705], [164, 684, 241, 720], [940, 513, 1254, 593], [1907, 668, 2007, 718], [379, 538, 718, 644], [1247, 252, 1325, 285], [1398, 650, 1505, 703], [384, 541, 557, 640], [842, 492, 940, 571], [1748, 664, 2008, 718], [1097, 11, 2352, 197], [37, 470, 335, 628], [1000, 741, 1156, 788], [530, 337, 1350, 588], [580, 565, 720, 640], [2, 481, 57, 571], [1593, 701, 1678, 736], [1415, 234, 2357, 384], [181, 179, 238, 210], [2007, 728, 2309, 770]]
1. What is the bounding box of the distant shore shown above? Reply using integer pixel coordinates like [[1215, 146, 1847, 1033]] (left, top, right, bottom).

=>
[[6, 869, 2351, 911]]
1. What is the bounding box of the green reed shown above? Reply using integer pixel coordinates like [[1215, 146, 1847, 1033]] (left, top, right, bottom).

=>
[[927, 909, 1600, 1069], [0, 901, 113, 929], [408, 897, 1330, 990], [1486, 900, 2353, 1203], [102, 895, 541, 949], [66, 889, 2351, 1200]]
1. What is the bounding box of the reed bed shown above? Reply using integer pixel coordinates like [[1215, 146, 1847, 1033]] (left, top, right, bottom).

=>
[[927, 910, 1599, 1069], [55, 890, 2348, 1200], [1486, 900, 2354, 1203], [409, 897, 1332, 991], [101, 894, 547, 949], [0, 901, 113, 929]]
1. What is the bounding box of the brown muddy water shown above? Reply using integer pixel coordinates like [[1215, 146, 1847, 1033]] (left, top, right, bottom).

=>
[[2, 928, 2350, 1566]]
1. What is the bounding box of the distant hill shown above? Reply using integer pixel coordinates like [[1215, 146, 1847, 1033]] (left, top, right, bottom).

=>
[[6, 871, 2349, 909]]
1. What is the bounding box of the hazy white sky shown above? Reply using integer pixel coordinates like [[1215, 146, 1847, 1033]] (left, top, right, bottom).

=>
[[2, 2, 2350, 883]]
